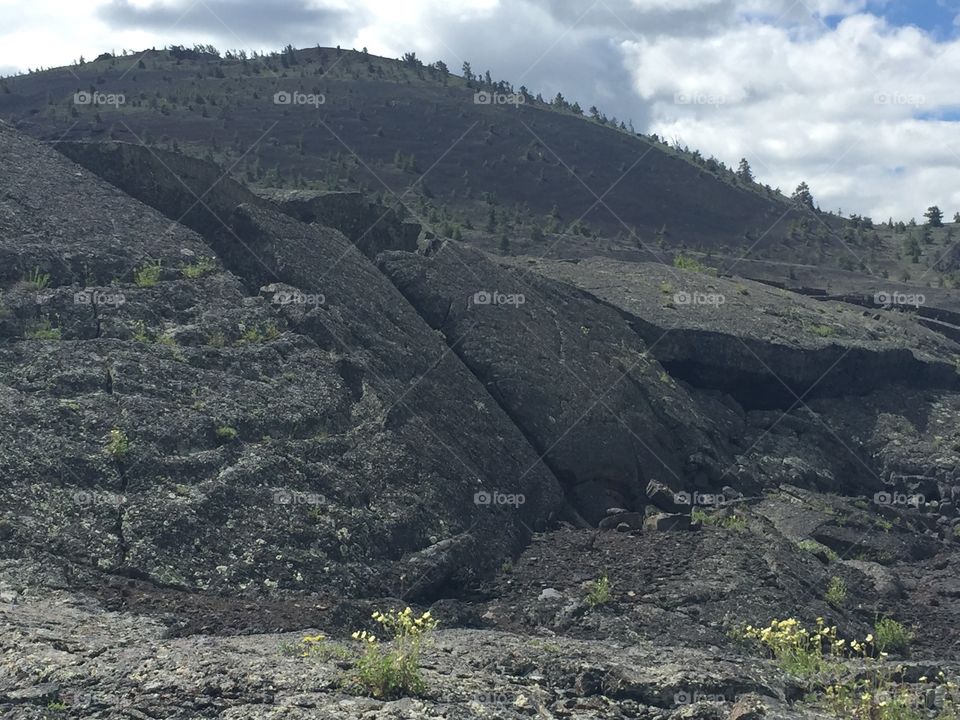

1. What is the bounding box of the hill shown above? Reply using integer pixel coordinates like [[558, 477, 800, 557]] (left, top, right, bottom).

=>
[[3, 47, 960, 720]]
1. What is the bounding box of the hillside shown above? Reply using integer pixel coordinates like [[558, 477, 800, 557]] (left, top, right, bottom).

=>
[[3, 44, 960, 720], [0, 45, 807, 252]]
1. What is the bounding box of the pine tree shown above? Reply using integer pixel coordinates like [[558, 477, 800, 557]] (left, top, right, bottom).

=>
[[736, 158, 754, 183], [925, 206, 944, 227], [792, 182, 814, 210]]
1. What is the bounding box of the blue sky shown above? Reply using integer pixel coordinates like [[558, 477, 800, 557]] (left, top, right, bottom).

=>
[[873, 0, 960, 36]]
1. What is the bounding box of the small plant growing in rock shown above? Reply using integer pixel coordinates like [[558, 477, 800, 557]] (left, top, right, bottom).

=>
[[825, 576, 847, 607], [738, 617, 843, 678], [206, 331, 227, 348], [284, 633, 352, 660], [586, 573, 612, 606], [693, 509, 747, 531], [798, 539, 839, 561], [180, 256, 217, 279], [106, 428, 130, 459], [215, 425, 238, 441], [673, 254, 716, 275], [133, 321, 151, 343], [236, 323, 280, 345], [740, 618, 958, 718], [873, 617, 913, 654], [346, 607, 438, 699], [134, 259, 162, 287], [25, 267, 51, 290], [25, 318, 61, 340], [809, 323, 836, 338]]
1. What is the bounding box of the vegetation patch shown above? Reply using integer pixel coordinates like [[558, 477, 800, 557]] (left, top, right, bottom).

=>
[[344, 607, 438, 700], [586, 573, 612, 606], [736, 618, 957, 719]]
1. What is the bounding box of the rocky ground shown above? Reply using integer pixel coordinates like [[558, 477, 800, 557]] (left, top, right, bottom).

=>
[[2, 121, 960, 719]]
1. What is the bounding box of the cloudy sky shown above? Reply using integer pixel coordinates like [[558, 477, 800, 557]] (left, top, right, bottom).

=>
[[2, 0, 960, 221]]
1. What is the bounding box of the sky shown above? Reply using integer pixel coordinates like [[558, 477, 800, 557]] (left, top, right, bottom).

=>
[[1, 0, 959, 221]]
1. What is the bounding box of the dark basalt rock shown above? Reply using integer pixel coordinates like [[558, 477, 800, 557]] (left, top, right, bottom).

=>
[[377, 241, 738, 525], [0, 122, 564, 598]]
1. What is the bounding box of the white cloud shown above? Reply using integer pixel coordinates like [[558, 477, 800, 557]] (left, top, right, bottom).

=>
[[625, 13, 960, 218]]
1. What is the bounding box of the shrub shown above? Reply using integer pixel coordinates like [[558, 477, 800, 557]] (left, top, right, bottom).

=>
[[673, 254, 716, 275], [134, 260, 162, 287], [740, 618, 958, 719], [181, 256, 217, 279], [284, 634, 351, 660], [25, 268, 51, 290], [738, 617, 842, 678], [586, 573, 612, 606], [106, 428, 130, 459], [236, 324, 280, 345], [874, 617, 913, 654], [798, 539, 839, 561], [693, 509, 747, 531], [215, 425, 238, 441], [809, 324, 836, 338], [825, 576, 847, 607], [25, 318, 61, 340], [347, 607, 438, 699]]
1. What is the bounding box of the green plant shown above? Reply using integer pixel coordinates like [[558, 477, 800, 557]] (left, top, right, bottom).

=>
[[134, 259, 162, 287], [673, 254, 716, 275], [798, 539, 839, 561], [206, 331, 227, 348], [181, 256, 217, 279], [25, 267, 51, 290], [133, 320, 151, 343], [216, 425, 239, 441], [347, 607, 438, 699], [740, 618, 958, 719], [825, 576, 847, 607], [875, 516, 894, 532], [693, 509, 747, 531], [235, 323, 280, 345], [737, 617, 843, 678], [25, 318, 61, 340], [809, 323, 837, 338], [874, 617, 913, 654], [284, 633, 352, 660], [586, 573, 612, 606], [106, 428, 130, 459]]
